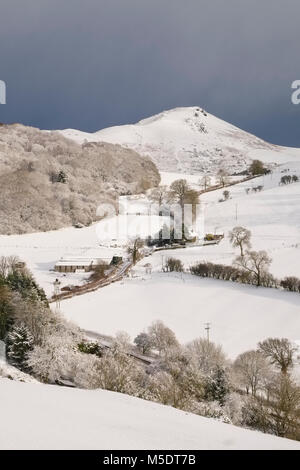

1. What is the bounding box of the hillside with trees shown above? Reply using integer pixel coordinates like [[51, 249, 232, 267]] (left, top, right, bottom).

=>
[[0, 124, 160, 234], [1, 256, 299, 443]]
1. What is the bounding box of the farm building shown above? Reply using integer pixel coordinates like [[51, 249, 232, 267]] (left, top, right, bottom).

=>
[[55, 257, 104, 273], [110, 256, 123, 265], [54, 254, 123, 273]]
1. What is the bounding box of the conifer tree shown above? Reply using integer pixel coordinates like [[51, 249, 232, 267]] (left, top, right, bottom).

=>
[[204, 366, 229, 406], [6, 324, 34, 371]]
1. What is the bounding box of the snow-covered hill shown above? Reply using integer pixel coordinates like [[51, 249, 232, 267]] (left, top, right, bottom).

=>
[[60, 107, 300, 174], [0, 378, 299, 450], [0, 124, 160, 235], [142, 161, 300, 280], [61, 272, 300, 358], [58, 162, 300, 358]]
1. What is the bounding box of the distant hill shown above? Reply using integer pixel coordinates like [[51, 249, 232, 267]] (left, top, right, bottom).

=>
[[60, 107, 300, 174], [0, 124, 160, 234]]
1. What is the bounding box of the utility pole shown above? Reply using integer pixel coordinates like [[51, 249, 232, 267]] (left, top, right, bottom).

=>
[[235, 203, 238, 222], [205, 322, 211, 344], [53, 278, 61, 311]]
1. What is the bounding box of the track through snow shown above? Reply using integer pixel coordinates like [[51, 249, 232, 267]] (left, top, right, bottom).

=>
[[0, 378, 299, 450]]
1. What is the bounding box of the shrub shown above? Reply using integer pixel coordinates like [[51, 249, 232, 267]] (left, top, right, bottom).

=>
[[223, 190, 230, 200], [89, 261, 109, 282], [78, 340, 103, 357], [280, 276, 300, 292], [249, 160, 266, 176], [164, 257, 184, 272], [190, 261, 251, 283]]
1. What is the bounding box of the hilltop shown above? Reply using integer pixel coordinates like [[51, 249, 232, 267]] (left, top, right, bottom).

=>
[[60, 107, 300, 174]]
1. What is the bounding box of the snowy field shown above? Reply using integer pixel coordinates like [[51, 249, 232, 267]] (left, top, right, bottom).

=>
[[0, 207, 167, 296], [160, 171, 240, 188], [61, 272, 300, 358], [1, 378, 299, 450], [1, 158, 300, 360], [147, 162, 300, 279], [200, 161, 300, 278], [1, 159, 300, 297], [0, 224, 118, 296]]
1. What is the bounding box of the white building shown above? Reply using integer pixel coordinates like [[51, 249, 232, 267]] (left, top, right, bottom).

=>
[[55, 257, 104, 273]]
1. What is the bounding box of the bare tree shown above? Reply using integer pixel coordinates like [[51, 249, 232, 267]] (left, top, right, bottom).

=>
[[268, 374, 300, 438], [148, 321, 179, 356], [169, 179, 199, 238], [186, 338, 226, 375], [0, 257, 9, 278], [127, 237, 144, 265], [169, 179, 190, 209], [199, 175, 211, 191], [235, 250, 272, 286], [233, 350, 270, 396], [149, 185, 169, 206], [164, 257, 184, 272], [217, 167, 229, 187], [229, 226, 251, 257], [258, 338, 296, 375]]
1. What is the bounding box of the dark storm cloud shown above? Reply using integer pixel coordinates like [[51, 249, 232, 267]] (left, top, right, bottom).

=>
[[0, 0, 299, 145]]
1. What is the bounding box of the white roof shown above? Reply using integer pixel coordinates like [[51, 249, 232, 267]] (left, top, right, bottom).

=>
[[55, 257, 103, 267]]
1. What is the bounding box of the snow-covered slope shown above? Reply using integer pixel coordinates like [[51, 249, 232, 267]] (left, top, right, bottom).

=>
[[0, 378, 299, 450], [61, 272, 300, 358], [60, 107, 300, 174], [140, 161, 300, 280]]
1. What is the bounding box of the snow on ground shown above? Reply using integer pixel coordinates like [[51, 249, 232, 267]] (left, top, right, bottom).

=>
[[160, 171, 202, 186], [0, 341, 38, 383], [1, 159, 300, 296], [0, 224, 119, 296], [148, 162, 300, 279], [96, 214, 169, 245], [1, 159, 300, 359], [0, 198, 167, 295], [59, 107, 300, 175], [199, 162, 300, 279], [160, 171, 240, 188], [0, 378, 299, 450], [61, 272, 300, 359]]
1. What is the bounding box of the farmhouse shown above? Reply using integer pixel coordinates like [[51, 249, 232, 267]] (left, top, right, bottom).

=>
[[54, 254, 124, 273], [55, 257, 104, 273]]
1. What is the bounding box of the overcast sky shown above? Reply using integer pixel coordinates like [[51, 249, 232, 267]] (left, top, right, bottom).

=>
[[0, 0, 299, 146]]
